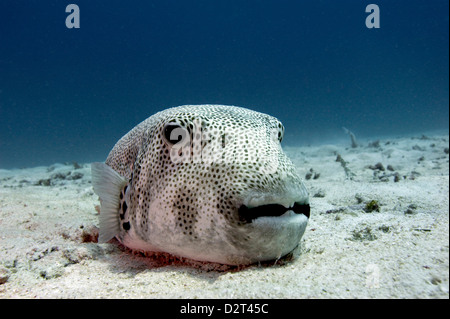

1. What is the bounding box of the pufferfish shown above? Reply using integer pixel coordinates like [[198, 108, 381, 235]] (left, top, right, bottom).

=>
[[91, 105, 310, 265]]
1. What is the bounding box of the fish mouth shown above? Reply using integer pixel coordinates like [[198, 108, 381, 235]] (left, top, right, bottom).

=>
[[238, 202, 310, 223]]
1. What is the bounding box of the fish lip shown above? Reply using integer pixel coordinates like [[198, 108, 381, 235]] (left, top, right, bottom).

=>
[[238, 202, 310, 223]]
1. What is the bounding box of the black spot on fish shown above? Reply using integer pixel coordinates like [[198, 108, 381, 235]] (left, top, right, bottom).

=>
[[119, 202, 124, 220], [122, 201, 127, 214], [123, 221, 130, 230]]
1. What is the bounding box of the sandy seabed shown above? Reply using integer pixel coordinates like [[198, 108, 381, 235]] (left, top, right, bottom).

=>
[[0, 133, 448, 299]]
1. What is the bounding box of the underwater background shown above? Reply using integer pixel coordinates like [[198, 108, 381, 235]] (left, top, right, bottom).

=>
[[0, 0, 448, 169]]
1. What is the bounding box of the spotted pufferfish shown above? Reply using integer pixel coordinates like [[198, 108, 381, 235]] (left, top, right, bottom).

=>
[[91, 105, 310, 265]]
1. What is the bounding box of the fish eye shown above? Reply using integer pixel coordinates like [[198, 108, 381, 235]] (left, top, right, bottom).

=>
[[163, 123, 187, 145], [277, 123, 284, 143], [271, 125, 284, 144]]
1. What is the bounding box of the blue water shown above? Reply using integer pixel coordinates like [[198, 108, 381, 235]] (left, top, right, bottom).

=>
[[1, 0, 448, 168]]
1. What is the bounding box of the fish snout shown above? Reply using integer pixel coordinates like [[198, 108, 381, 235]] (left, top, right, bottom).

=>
[[239, 177, 310, 223]]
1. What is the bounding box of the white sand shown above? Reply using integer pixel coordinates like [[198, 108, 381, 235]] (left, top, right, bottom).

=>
[[0, 133, 448, 299]]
